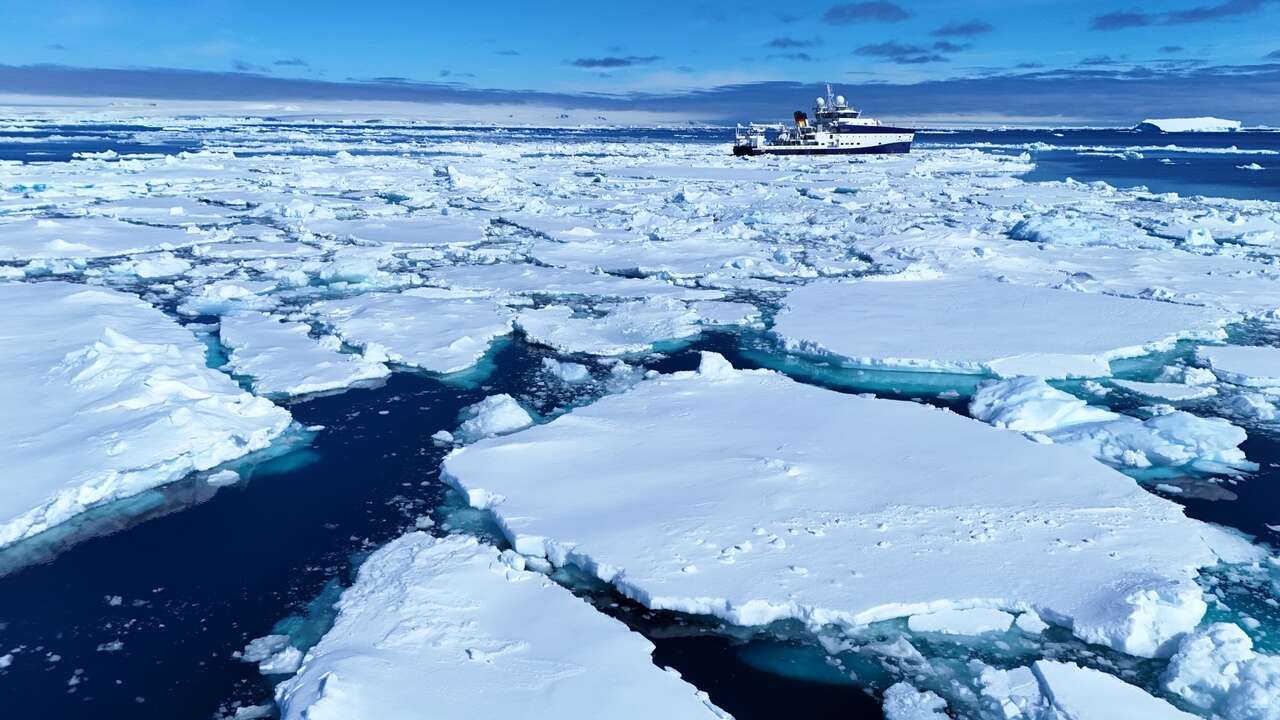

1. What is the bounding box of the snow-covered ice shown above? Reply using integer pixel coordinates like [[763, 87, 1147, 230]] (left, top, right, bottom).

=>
[[883, 683, 949, 719], [454, 394, 533, 443], [906, 607, 1015, 636], [273, 533, 727, 720], [1110, 380, 1218, 402], [219, 312, 390, 397], [516, 297, 701, 356], [0, 282, 291, 548], [310, 289, 513, 374], [445, 353, 1258, 658], [774, 279, 1228, 378], [1197, 345, 1280, 388], [982, 661, 1199, 719], [970, 376, 1252, 473], [1163, 623, 1280, 720]]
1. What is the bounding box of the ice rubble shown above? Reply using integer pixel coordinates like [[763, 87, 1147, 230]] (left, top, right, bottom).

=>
[[454, 394, 533, 443], [774, 279, 1229, 378], [445, 353, 1259, 659], [1197, 345, 1280, 388], [1137, 118, 1242, 133], [219, 312, 389, 397], [0, 282, 291, 548], [310, 289, 513, 374], [970, 377, 1252, 473], [1162, 623, 1280, 720], [273, 533, 727, 720], [883, 683, 949, 719]]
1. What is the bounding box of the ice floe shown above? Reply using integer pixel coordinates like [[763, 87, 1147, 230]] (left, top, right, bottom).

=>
[[444, 353, 1259, 658], [774, 278, 1229, 378], [516, 297, 701, 356], [982, 660, 1199, 719], [454, 394, 534, 443], [0, 281, 291, 548], [1197, 345, 1280, 388], [219, 311, 389, 397], [310, 289, 513, 374], [273, 533, 727, 720], [1163, 623, 1280, 720], [970, 376, 1252, 474]]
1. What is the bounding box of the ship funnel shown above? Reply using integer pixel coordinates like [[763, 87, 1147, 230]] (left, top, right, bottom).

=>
[[793, 110, 808, 127]]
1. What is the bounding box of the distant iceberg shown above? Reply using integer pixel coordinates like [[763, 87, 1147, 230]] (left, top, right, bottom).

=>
[[1136, 117, 1242, 133]]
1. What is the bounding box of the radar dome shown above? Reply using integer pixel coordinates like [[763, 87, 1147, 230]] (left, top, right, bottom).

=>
[[816, 97, 825, 106], [836, 95, 846, 105]]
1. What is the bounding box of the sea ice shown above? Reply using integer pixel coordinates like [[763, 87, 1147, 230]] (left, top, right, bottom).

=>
[[1163, 623, 1280, 720], [1197, 345, 1280, 388], [0, 282, 291, 548], [516, 297, 701, 356], [454, 394, 533, 443], [0, 217, 209, 260], [971, 377, 1252, 473], [982, 661, 1198, 719], [1110, 380, 1217, 402], [310, 289, 513, 374], [882, 683, 949, 719], [273, 533, 727, 719], [774, 278, 1227, 378], [219, 312, 389, 397], [444, 353, 1258, 658], [906, 608, 1015, 636]]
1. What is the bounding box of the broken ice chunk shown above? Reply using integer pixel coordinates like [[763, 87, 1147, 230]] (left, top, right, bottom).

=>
[[454, 394, 533, 443]]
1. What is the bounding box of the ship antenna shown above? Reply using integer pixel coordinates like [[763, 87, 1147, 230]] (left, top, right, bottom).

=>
[[826, 83, 833, 107]]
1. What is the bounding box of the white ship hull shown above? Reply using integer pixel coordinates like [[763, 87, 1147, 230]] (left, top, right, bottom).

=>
[[734, 130, 914, 156]]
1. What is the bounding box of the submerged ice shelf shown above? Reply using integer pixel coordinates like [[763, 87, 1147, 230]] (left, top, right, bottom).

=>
[[444, 353, 1260, 659], [274, 533, 727, 720]]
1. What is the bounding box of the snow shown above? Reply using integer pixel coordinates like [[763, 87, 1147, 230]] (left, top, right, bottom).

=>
[[219, 312, 389, 397], [273, 533, 727, 720], [906, 608, 1015, 636], [1163, 623, 1280, 720], [971, 377, 1252, 473], [882, 683, 949, 719], [516, 297, 701, 356], [0, 281, 291, 548], [310, 289, 513, 374], [0, 217, 210, 260], [1198, 345, 1280, 388], [1110, 380, 1217, 402], [454, 394, 534, 443], [1137, 117, 1242, 133], [542, 358, 592, 383], [982, 661, 1199, 719], [774, 279, 1228, 379], [444, 353, 1258, 659]]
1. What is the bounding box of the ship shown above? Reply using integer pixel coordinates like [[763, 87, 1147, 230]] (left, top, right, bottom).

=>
[[733, 86, 914, 156]]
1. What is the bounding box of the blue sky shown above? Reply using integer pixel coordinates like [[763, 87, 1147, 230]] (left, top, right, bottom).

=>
[[2, 0, 1280, 123]]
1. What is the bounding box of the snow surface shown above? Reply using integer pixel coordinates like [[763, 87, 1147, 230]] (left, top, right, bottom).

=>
[[1163, 623, 1280, 720], [970, 377, 1252, 473], [454, 394, 534, 443], [445, 353, 1258, 658], [1110, 380, 1217, 402], [1138, 117, 1242, 133], [0, 281, 291, 548], [516, 297, 701, 356], [310, 289, 513, 374], [774, 279, 1228, 378], [1198, 345, 1280, 388], [982, 661, 1199, 719], [906, 607, 1015, 636], [219, 312, 389, 397], [273, 533, 727, 720]]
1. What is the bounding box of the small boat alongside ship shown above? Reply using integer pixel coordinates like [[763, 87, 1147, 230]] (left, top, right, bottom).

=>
[[734, 86, 914, 156]]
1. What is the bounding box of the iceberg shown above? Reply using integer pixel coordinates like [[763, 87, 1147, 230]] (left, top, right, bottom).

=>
[[1136, 118, 1242, 133], [0, 282, 291, 548], [444, 353, 1258, 658], [273, 533, 727, 720], [219, 312, 389, 397], [774, 278, 1229, 379]]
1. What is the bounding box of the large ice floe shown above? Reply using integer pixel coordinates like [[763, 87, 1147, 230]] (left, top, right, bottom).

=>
[[272, 533, 727, 720], [773, 278, 1229, 378], [0, 281, 291, 549], [445, 353, 1259, 659]]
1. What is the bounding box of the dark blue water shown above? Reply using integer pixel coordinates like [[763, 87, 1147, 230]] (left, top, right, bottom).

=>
[[918, 128, 1280, 201]]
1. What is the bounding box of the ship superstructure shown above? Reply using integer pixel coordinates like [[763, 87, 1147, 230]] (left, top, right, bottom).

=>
[[733, 86, 914, 156]]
